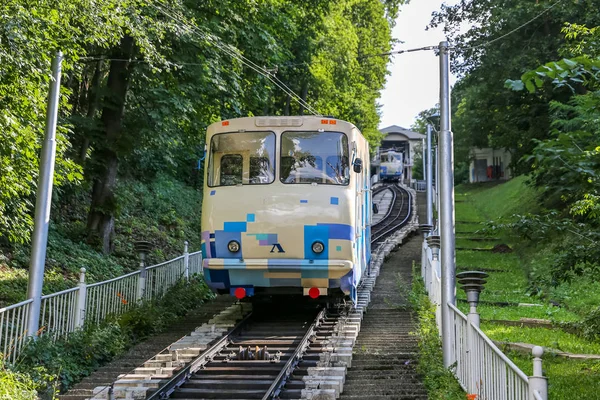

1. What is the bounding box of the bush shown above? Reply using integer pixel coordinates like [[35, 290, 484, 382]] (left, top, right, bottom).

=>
[[14, 276, 213, 398], [409, 266, 465, 400], [0, 360, 37, 400]]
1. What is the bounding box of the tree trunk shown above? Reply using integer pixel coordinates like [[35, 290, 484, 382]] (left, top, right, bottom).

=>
[[87, 36, 134, 254], [79, 60, 104, 163]]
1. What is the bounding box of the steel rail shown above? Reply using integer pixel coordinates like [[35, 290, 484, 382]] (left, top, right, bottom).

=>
[[262, 307, 327, 400], [145, 311, 254, 399], [373, 186, 397, 226], [371, 185, 412, 244]]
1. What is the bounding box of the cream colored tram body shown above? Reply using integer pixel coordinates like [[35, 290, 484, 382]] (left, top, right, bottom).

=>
[[201, 116, 372, 303]]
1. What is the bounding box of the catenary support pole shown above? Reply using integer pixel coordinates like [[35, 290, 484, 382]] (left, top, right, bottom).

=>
[[27, 51, 63, 337], [438, 41, 456, 368], [426, 125, 433, 228]]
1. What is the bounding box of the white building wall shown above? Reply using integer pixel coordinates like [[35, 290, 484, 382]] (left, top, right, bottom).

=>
[[469, 148, 513, 183]]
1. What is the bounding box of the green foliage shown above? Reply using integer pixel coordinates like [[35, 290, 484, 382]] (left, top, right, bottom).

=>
[[409, 271, 465, 400], [430, 1, 600, 174], [15, 323, 127, 397], [13, 276, 212, 397], [0, 360, 37, 400]]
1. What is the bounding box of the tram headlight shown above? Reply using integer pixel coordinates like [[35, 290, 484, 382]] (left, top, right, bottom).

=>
[[227, 240, 240, 253], [312, 241, 325, 254]]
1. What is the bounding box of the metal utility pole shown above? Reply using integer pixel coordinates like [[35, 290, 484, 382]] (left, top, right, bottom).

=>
[[426, 125, 433, 228], [27, 51, 63, 337], [438, 41, 456, 368]]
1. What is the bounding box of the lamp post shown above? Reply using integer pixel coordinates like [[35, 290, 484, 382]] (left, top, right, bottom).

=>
[[457, 270, 488, 394], [438, 40, 456, 368], [134, 240, 152, 301]]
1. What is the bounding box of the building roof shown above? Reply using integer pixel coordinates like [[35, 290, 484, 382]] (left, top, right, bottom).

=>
[[380, 125, 425, 140]]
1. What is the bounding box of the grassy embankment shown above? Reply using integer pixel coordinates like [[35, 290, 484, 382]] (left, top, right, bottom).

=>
[[454, 176, 600, 399]]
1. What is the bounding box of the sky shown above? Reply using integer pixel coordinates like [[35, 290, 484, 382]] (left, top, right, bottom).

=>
[[378, 0, 459, 130]]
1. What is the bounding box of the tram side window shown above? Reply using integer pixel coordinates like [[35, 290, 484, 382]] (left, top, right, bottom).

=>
[[220, 154, 243, 186]]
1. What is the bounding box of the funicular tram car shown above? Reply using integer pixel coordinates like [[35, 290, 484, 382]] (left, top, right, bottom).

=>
[[201, 116, 372, 304], [379, 149, 403, 182]]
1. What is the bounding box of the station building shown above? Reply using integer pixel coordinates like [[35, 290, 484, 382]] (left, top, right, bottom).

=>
[[371, 125, 426, 184], [468, 147, 513, 183]]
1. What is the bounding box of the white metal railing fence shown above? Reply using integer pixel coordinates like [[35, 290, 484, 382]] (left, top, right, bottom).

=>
[[0, 242, 201, 362], [449, 303, 530, 399], [421, 238, 548, 400], [415, 180, 427, 192], [0, 299, 32, 363]]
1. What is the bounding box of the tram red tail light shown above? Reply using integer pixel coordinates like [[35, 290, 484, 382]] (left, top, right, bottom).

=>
[[308, 287, 320, 299], [234, 287, 246, 299]]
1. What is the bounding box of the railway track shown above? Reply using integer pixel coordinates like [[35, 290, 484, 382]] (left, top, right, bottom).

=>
[[142, 304, 350, 400], [89, 184, 414, 400], [371, 184, 412, 247]]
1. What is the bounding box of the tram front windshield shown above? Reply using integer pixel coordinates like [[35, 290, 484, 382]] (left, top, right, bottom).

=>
[[280, 131, 349, 185], [208, 131, 276, 187]]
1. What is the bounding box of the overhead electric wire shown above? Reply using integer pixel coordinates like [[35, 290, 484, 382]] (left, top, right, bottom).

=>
[[453, 0, 565, 51], [148, 1, 321, 116]]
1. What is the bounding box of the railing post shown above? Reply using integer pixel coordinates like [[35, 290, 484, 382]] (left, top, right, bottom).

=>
[[134, 241, 152, 301], [529, 346, 548, 400], [137, 265, 147, 302], [457, 271, 488, 397], [184, 241, 190, 281], [74, 268, 87, 329]]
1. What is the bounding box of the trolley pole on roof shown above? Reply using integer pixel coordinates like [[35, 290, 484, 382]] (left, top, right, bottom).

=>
[[438, 41, 456, 368], [27, 51, 63, 338]]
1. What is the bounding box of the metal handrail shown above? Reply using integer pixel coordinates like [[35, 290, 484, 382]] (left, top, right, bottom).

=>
[[86, 269, 141, 288], [0, 299, 33, 313], [41, 286, 78, 299], [468, 310, 529, 383], [1, 242, 200, 363], [147, 255, 184, 270]]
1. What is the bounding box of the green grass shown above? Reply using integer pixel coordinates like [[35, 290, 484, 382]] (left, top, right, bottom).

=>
[[472, 304, 580, 323], [409, 267, 465, 400], [483, 322, 600, 354], [509, 353, 600, 400], [452, 177, 600, 399]]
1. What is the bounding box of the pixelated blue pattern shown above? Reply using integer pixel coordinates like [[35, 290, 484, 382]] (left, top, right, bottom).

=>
[[209, 233, 215, 238], [209, 242, 216, 258], [206, 269, 230, 288], [210, 190, 216, 196], [229, 270, 269, 286], [304, 225, 329, 260], [247, 233, 278, 246], [316, 223, 354, 240], [224, 222, 247, 232], [246, 214, 255, 222], [336, 246, 342, 252], [215, 230, 241, 257], [300, 199, 308, 203], [330, 197, 339, 205]]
